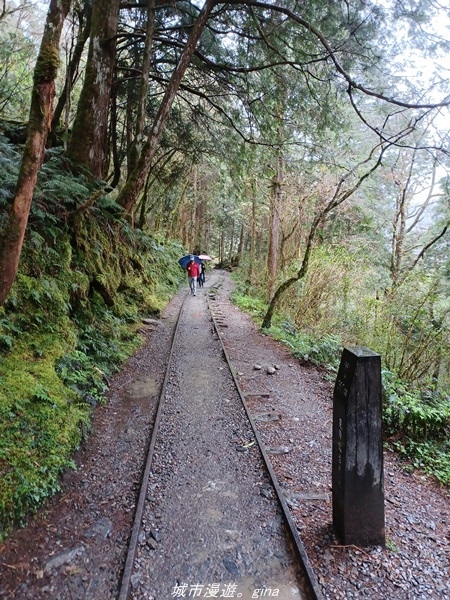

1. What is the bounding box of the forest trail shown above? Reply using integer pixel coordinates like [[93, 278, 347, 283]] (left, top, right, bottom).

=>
[[0, 270, 449, 600]]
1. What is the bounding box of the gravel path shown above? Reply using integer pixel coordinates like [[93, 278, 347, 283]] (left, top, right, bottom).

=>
[[130, 273, 304, 599], [0, 270, 449, 600], [214, 273, 450, 600]]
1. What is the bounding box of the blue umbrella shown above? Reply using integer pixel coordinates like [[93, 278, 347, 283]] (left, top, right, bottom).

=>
[[178, 254, 201, 268]]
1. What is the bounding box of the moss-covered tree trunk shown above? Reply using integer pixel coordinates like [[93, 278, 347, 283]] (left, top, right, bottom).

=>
[[0, 0, 72, 307], [65, 0, 120, 179], [49, 0, 93, 146], [117, 0, 218, 214]]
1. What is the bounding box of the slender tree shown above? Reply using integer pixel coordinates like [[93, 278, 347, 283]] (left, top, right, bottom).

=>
[[267, 144, 283, 298], [127, 0, 156, 175], [0, 0, 72, 305], [49, 0, 93, 145], [261, 144, 387, 329], [117, 0, 218, 213]]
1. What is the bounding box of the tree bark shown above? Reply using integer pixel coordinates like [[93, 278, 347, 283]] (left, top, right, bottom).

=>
[[267, 149, 283, 298], [262, 215, 319, 329], [246, 176, 257, 287], [65, 0, 120, 179], [49, 0, 93, 145], [117, 0, 218, 214], [128, 0, 156, 175], [236, 221, 244, 266], [0, 0, 72, 306]]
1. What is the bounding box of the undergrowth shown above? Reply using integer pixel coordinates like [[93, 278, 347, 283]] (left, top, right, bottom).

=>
[[231, 275, 450, 487], [0, 139, 185, 537]]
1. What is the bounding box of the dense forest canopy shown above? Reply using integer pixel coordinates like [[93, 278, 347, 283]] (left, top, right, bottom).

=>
[[0, 0, 449, 532], [0, 0, 449, 388], [0, 0, 449, 366]]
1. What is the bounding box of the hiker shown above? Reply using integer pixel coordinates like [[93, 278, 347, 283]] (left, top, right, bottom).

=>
[[186, 256, 200, 296], [198, 262, 206, 287]]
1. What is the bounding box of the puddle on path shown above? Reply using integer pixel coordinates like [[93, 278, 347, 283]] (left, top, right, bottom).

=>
[[127, 376, 159, 399]]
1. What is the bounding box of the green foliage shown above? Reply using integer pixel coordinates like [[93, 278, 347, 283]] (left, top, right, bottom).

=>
[[283, 246, 371, 337], [382, 370, 450, 485], [230, 287, 268, 319], [231, 277, 343, 371], [0, 338, 90, 535], [0, 30, 36, 120], [362, 274, 450, 387], [383, 371, 450, 440], [55, 351, 109, 407], [233, 261, 450, 487], [0, 144, 185, 536], [0, 135, 20, 205], [271, 321, 342, 371]]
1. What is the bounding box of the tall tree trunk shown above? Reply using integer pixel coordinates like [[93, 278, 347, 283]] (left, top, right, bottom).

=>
[[195, 196, 206, 253], [117, 0, 217, 214], [267, 149, 283, 298], [219, 230, 225, 263], [65, 0, 120, 179], [229, 219, 235, 260], [236, 221, 244, 266], [49, 0, 93, 145], [247, 177, 257, 287], [128, 0, 156, 175], [390, 188, 407, 286], [0, 0, 72, 306], [191, 164, 198, 251]]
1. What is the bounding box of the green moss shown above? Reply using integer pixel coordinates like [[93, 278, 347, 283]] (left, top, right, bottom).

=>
[[0, 335, 88, 537], [0, 155, 186, 536], [33, 47, 60, 82]]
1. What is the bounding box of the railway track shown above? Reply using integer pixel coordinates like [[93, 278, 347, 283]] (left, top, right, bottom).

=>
[[118, 272, 323, 600]]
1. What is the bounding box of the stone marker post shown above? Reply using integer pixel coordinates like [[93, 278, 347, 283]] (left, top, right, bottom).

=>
[[332, 347, 385, 546]]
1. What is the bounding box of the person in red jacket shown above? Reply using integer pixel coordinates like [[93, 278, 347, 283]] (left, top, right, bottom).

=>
[[186, 256, 200, 296]]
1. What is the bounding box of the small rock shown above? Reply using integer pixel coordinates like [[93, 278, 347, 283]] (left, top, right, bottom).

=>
[[267, 445, 291, 455], [138, 530, 147, 544], [150, 529, 162, 543], [142, 318, 160, 325], [266, 366, 276, 374], [146, 539, 158, 550], [44, 546, 85, 572], [260, 484, 273, 499], [253, 364, 262, 370], [83, 517, 112, 539], [223, 558, 239, 575], [130, 572, 143, 589]]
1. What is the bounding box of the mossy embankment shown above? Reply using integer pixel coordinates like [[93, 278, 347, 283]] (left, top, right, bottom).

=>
[[0, 138, 186, 538]]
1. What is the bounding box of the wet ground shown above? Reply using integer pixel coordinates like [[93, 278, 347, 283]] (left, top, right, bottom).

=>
[[129, 277, 305, 598], [1, 270, 449, 600]]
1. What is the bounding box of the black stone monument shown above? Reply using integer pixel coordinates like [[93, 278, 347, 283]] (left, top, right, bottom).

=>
[[332, 347, 385, 546]]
